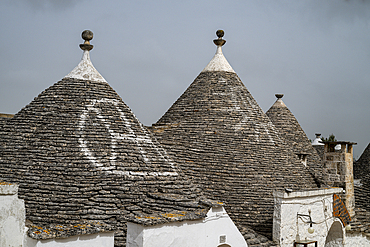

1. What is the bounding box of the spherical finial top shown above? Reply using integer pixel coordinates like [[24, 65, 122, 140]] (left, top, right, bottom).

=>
[[216, 30, 224, 38], [82, 30, 93, 42], [213, 29, 226, 46], [79, 30, 94, 51], [275, 94, 284, 99]]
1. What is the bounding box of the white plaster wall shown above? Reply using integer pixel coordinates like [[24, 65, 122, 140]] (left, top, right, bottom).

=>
[[127, 206, 247, 247], [24, 231, 114, 247], [273, 188, 345, 247], [0, 184, 25, 247], [127, 223, 144, 247], [345, 233, 370, 247]]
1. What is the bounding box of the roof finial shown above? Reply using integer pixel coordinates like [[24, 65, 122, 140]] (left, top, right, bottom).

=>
[[79, 30, 94, 51], [271, 93, 286, 107], [202, 29, 234, 73], [213, 30, 226, 47], [64, 30, 106, 82], [275, 94, 284, 99]]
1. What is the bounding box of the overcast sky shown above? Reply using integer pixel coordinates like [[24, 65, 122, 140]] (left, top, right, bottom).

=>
[[1, 0, 369, 158]]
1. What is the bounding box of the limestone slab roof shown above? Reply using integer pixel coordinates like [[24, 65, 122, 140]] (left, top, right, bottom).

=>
[[150, 31, 320, 239], [27, 221, 114, 240], [265, 95, 324, 181], [354, 143, 370, 180], [352, 172, 370, 237], [0, 31, 211, 246], [0, 113, 13, 127], [355, 173, 370, 211]]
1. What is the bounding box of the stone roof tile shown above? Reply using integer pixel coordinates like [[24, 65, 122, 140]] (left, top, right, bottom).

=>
[[0, 31, 209, 247], [265, 95, 324, 182], [354, 143, 370, 179], [151, 65, 320, 238]]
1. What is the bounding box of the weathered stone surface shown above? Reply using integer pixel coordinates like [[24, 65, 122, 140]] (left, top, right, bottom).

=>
[[150, 70, 320, 239], [354, 143, 370, 180], [0, 77, 211, 247], [27, 221, 113, 240], [265, 96, 324, 184], [355, 173, 370, 213], [0, 114, 13, 128]]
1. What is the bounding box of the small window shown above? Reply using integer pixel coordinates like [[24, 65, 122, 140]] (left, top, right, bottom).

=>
[[346, 144, 352, 154]]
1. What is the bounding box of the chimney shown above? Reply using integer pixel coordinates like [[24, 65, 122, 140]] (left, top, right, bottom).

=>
[[322, 141, 356, 217]]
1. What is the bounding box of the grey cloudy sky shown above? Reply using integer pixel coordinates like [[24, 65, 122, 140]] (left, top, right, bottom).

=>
[[0, 0, 369, 158]]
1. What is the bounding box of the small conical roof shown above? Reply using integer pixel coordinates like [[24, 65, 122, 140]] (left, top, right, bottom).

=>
[[0, 31, 209, 246], [311, 133, 325, 160], [266, 94, 323, 176], [353, 171, 370, 234], [151, 30, 319, 238], [354, 143, 370, 179], [312, 133, 324, 146]]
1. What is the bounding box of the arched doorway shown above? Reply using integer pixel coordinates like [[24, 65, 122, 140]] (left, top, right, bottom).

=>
[[218, 245, 231, 247], [325, 221, 343, 247]]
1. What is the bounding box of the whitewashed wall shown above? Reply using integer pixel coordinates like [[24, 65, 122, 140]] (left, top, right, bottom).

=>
[[345, 233, 370, 247], [24, 231, 114, 247], [0, 183, 25, 247], [273, 188, 345, 247], [127, 206, 247, 247]]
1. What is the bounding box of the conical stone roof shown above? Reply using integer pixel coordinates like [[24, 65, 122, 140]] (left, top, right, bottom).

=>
[[355, 172, 370, 211], [265, 94, 323, 178], [0, 31, 209, 247], [354, 143, 370, 179], [0, 113, 13, 127], [150, 31, 320, 238], [353, 172, 370, 234]]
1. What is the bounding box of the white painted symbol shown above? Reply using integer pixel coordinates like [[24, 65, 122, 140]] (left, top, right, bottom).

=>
[[213, 78, 275, 143], [77, 98, 177, 177]]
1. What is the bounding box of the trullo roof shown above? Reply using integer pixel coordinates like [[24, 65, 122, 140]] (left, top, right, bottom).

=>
[[265, 94, 323, 178], [354, 143, 370, 180], [150, 30, 320, 239], [0, 30, 211, 247]]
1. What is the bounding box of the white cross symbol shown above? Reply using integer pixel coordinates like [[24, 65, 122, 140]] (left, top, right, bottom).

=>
[[77, 98, 177, 177]]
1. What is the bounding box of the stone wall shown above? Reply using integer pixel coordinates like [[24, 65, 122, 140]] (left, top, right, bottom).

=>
[[345, 232, 370, 246], [322, 142, 355, 217]]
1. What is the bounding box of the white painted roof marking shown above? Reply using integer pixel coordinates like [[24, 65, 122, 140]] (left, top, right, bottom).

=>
[[64, 50, 107, 82], [202, 46, 235, 73]]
